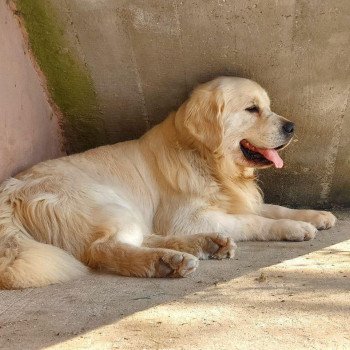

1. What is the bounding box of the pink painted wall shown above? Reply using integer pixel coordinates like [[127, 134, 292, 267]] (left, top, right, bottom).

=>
[[0, 1, 63, 182]]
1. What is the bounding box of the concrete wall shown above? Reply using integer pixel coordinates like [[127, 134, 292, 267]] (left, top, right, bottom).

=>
[[0, 1, 63, 182], [11, 1, 350, 207]]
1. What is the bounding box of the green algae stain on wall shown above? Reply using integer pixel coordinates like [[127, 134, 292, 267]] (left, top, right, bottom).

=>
[[16, 0, 106, 153]]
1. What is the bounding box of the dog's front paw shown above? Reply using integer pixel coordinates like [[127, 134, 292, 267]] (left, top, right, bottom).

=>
[[272, 219, 317, 241], [299, 210, 337, 230], [185, 233, 236, 260], [206, 233, 237, 260]]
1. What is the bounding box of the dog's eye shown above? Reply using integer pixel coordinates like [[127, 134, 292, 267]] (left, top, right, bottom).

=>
[[245, 106, 259, 113]]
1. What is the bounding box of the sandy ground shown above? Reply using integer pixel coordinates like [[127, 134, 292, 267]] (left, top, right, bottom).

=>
[[0, 211, 349, 350]]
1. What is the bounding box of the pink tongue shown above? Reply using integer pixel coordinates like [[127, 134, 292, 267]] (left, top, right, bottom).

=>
[[256, 148, 284, 168]]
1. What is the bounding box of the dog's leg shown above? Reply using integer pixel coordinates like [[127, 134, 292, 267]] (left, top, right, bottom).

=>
[[87, 237, 198, 278], [168, 208, 318, 242], [85, 207, 198, 277], [260, 204, 336, 230], [143, 233, 236, 260]]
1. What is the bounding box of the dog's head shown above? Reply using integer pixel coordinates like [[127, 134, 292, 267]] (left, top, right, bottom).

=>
[[177, 76, 294, 169]]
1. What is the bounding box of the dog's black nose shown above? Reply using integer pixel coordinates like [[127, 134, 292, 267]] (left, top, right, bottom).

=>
[[282, 122, 295, 135]]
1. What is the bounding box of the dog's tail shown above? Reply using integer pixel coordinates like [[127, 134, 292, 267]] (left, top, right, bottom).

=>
[[0, 179, 88, 290], [0, 234, 88, 289]]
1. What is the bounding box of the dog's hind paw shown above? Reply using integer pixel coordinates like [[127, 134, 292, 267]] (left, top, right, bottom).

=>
[[157, 252, 198, 278]]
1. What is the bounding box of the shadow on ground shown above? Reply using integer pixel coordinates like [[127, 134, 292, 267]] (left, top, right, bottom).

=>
[[0, 211, 349, 350]]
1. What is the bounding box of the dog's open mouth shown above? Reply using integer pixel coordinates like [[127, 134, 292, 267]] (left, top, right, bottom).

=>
[[240, 139, 285, 168]]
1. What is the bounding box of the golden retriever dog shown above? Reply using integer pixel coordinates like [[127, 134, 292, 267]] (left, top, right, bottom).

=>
[[0, 77, 336, 289]]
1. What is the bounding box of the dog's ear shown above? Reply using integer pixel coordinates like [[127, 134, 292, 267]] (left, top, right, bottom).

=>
[[183, 88, 225, 151]]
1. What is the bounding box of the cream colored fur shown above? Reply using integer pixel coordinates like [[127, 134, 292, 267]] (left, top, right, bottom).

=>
[[0, 77, 336, 289]]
